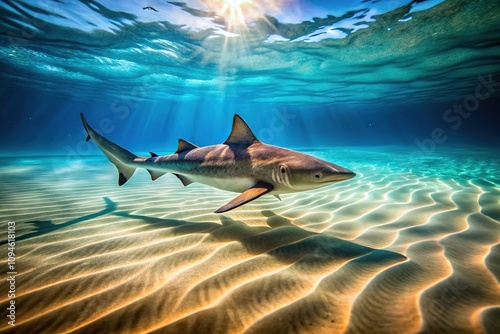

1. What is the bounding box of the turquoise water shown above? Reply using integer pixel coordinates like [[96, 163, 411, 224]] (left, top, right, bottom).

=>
[[1, 0, 500, 333], [1, 0, 499, 106], [1, 0, 499, 153]]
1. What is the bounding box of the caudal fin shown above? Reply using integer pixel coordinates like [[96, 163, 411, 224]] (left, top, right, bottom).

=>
[[81, 113, 139, 186]]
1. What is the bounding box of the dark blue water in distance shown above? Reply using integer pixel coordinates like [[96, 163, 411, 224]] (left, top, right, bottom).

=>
[[1, 1, 500, 333], [1, 87, 499, 155]]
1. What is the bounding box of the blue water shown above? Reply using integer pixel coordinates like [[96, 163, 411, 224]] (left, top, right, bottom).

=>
[[1, 0, 500, 333], [1, 0, 500, 155]]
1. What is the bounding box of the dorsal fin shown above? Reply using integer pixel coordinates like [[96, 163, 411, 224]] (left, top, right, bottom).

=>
[[175, 139, 198, 154], [150, 152, 158, 157], [223, 114, 260, 146]]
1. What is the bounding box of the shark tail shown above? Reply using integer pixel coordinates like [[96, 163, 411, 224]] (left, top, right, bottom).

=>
[[81, 113, 141, 186]]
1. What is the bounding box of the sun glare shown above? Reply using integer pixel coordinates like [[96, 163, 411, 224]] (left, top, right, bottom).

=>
[[220, 0, 253, 29], [202, 0, 283, 32], [224, 0, 251, 9]]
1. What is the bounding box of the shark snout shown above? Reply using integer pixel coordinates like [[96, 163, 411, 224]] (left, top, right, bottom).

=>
[[324, 167, 356, 182], [338, 170, 356, 180]]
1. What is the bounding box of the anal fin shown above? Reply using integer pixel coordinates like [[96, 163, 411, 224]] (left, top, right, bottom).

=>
[[147, 169, 166, 181], [215, 182, 273, 213], [174, 173, 193, 186]]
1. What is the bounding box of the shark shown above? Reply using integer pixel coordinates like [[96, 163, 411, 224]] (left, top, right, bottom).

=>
[[81, 113, 355, 213]]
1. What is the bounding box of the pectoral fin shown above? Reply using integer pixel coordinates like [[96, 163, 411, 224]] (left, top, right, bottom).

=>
[[215, 182, 273, 213]]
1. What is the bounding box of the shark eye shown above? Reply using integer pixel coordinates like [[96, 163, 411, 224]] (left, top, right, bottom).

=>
[[313, 172, 322, 179], [280, 166, 286, 173]]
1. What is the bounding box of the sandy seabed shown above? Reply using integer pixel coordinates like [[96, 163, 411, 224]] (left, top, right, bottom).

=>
[[0, 152, 499, 334]]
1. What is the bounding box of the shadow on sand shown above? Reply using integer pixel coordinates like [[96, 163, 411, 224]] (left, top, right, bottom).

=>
[[0, 197, 117, 246], [0, 197, 411, 334], [5, 197, 406, 266]]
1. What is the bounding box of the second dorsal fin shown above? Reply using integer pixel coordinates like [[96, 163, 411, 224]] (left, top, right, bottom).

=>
[[223, 114, 260, 146], [175, 139, 198, 154]]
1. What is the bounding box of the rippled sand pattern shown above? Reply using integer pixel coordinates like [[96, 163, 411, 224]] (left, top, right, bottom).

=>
[[0, 152, 499, 333]]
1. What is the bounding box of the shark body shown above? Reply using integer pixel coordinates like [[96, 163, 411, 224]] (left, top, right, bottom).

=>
[[81, 114, 355, 213]]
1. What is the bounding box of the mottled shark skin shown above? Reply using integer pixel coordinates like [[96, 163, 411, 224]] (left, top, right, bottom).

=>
[[81, 113, 355, 213]]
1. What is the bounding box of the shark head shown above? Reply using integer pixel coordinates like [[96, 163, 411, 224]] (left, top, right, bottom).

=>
[[224, 114, 356, 194], [272, 152, 356, 192]]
